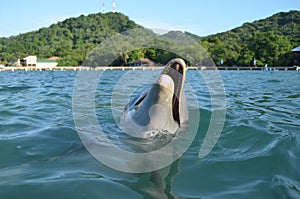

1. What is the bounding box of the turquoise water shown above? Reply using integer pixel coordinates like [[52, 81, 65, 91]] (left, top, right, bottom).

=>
[[0, 70, 300, 199]]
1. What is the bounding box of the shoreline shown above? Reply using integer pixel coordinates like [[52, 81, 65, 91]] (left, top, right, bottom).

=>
[[0, 66, 298, 72]]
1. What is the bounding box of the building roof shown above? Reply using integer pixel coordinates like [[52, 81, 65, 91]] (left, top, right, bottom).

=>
[[22, 55, 37, 60], [47, 56, 60, 60], [128, 58, 155, 65], [292, 46, 300, 52], [37, 60, 57, 63]]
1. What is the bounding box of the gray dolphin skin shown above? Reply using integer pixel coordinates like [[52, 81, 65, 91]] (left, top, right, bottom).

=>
[[120, 58, 188, 138]]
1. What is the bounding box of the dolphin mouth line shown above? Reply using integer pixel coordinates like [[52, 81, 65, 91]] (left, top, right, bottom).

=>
[[162, 59, 186, 126]]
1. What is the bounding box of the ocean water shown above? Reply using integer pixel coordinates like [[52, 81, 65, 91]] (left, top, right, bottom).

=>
[[0, 70, 300, 199]]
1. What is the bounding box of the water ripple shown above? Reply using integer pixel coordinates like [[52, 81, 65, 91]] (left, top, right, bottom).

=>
[[1, 71, 300, 198]]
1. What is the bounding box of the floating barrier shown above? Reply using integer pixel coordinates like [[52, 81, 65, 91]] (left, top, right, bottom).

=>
[[0, 66, 297, 72]]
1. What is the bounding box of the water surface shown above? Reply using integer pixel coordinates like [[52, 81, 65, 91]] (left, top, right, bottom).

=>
[[0, 70, 300, 198]]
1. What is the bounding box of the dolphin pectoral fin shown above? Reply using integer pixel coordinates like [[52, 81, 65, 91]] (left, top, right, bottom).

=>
[[127, 85, 151, 110]]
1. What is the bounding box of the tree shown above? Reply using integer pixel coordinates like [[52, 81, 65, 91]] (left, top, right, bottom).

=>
[[247, 31, 292, 66]]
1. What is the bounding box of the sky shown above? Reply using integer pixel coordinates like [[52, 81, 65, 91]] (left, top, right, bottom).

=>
[[0, 0, 299, 37]]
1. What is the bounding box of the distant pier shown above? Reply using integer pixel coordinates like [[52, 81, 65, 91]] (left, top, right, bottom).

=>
[[0, 66, 297, 72]]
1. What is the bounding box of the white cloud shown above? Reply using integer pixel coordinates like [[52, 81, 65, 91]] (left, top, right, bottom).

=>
[[45, 15, 70, 25], [133, 18, 205, 35]]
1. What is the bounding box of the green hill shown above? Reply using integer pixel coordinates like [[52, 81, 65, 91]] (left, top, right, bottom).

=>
[[162, 31, 202, 43], [0, 12, 141, 66], [215, 10, 300, 42], [0, 10, 299, 66], [200, 10, 300, 66]]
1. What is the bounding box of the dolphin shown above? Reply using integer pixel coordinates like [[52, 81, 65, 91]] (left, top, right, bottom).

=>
[[120, 58, 188, 138]]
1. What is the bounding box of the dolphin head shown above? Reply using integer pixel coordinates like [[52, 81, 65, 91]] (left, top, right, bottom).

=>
[[120, 58, 188, 138]]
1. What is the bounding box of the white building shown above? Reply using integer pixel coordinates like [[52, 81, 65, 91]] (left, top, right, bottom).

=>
[[19, 55, 58, 68], [20, 56, 37, 66], [36, 60, 58, 68], [292, 46, 300, 66]]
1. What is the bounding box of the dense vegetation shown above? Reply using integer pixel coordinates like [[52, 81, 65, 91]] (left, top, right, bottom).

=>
[[0, 12, 141, 66], [82, 29, 212, 67], [200, 10, 300, 66], [0, 10, 299, 66]]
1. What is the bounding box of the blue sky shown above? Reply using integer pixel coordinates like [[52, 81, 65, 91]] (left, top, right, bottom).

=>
[[0, 0, 299, 37]]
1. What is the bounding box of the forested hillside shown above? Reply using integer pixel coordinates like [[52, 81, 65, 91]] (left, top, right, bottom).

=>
[[0, 10, 299, 66], [200, 10, 300, 66], [0, 12, 141, 66]]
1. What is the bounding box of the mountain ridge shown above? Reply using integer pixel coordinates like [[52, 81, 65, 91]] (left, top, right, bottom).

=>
[[0, 10, 299, 66], [199, 10, 299, 66]]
